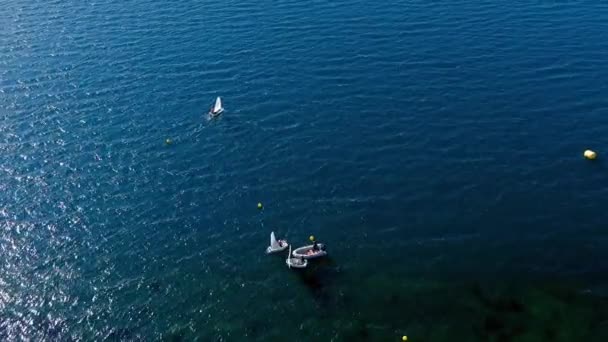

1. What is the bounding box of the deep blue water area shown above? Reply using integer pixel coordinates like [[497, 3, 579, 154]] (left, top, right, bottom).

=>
[[2, 0, 608, 340]]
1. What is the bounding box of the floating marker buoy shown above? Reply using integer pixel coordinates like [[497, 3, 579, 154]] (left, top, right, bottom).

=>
[[402, 336, 408, 341], [165, 138, 173, 145], [309, 235, 315, 242], [584, 149, 597, 160], [257, 202, 263, 209]]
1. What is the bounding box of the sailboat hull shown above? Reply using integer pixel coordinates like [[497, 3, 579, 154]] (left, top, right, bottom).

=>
[[286, 258, 308, 269], [209, 108, 224, 117], [266, 244, 288, 254]]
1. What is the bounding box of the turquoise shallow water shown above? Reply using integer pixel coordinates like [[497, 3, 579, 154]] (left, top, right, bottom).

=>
[[2, 0, 608, 340]]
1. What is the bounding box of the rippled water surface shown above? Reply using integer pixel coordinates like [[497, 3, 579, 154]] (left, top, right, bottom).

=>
[[2, 0, 608, 340]]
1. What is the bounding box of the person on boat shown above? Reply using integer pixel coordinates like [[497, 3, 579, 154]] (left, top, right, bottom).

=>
[[312, 240, 319, 252]]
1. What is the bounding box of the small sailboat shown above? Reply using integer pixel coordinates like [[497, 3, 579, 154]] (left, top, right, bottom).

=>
[[209, 96, 224, 117], [286, 244, 307, 269], [266, 231, 288, 254]]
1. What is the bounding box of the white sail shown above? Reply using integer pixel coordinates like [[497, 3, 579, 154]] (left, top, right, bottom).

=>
[[270, 231, 279, 249], [213, 97, 223, 112]]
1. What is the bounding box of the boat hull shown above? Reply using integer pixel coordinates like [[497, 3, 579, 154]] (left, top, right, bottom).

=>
[[209, 108, 224, 117], [292, 244, 327, 259], [266, 244, 288, 254], [286, 258, 308, 269]]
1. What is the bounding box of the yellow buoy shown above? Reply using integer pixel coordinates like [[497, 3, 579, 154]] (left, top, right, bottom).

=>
[[584, 149, 597, 160], [309, 235, 315, 242], [257, 202, 263, 209], [402, 336, 408, 341]]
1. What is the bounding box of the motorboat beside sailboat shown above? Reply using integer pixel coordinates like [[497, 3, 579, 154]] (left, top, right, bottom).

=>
[[292, 243, 327, 260]]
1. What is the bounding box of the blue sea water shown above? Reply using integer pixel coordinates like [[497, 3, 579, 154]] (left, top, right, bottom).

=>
[[2, 0, 608, 340]]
